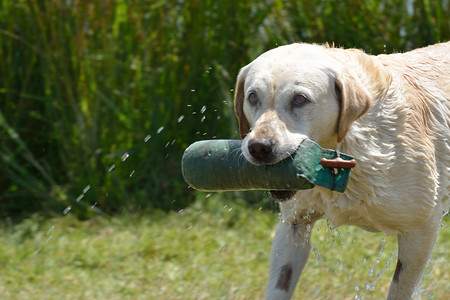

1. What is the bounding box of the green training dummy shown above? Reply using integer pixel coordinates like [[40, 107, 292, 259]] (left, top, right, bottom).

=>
[[182, 139, 356, 193]]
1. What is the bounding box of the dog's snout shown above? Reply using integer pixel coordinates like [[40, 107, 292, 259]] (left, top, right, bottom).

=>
[[248, 138, 274, 161]]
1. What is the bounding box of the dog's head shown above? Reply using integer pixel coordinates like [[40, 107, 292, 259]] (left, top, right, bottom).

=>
[[234, 43, 390, 200]]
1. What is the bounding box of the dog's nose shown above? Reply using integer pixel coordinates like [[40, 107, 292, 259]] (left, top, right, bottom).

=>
[[248, 138, 273, 161]]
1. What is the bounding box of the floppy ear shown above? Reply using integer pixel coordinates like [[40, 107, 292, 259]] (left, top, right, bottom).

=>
[[332, 49, 392, 143], [234, 67, 250, 139], [334, 71, 372, 142]]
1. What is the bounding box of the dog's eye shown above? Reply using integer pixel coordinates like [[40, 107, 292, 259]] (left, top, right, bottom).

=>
[[248, 92, 258, 106], [291, 94, 308, 108]]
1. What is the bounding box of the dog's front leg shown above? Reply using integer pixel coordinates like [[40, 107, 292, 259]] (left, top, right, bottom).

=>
[[265, 216, 319, 300]]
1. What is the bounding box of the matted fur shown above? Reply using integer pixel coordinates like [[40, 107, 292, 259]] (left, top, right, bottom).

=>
[[233, 42, 449, 300]]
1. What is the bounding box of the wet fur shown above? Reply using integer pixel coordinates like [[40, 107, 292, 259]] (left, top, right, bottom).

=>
[[234, 42, 449, 299]]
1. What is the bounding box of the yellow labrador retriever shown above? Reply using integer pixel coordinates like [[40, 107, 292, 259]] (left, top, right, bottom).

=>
[[234, 42, 449, 299]]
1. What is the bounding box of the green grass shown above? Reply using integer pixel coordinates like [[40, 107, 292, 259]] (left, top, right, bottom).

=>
[[0, 195, 448, 299]]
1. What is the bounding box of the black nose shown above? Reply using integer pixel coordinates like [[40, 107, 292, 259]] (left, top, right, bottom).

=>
[[248, 138, 273, 161]]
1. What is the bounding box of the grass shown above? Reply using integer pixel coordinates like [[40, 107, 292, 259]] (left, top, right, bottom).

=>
[[0, 194, 448, 299]]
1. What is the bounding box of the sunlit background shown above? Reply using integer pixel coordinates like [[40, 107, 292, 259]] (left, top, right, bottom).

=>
[[0, 1, 448, 299]]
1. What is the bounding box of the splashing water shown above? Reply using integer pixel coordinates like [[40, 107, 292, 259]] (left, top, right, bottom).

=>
[[121, 153, 130, 162], [63, 206, 72, 215], [82, 185, 91, 194], [365, 282, 375, 291], [47, 226, 55, 235]]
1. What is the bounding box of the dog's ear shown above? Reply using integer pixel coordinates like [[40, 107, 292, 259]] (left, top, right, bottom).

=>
[[234, 67, 250, 139], [334, 71, 372, 142], [333, 51, 392, 142]]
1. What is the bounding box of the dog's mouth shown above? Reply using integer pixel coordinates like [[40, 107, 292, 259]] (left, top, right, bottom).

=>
[[243, 136, 300, 166], [269, 190, 297, 202], [242, 137, 301, 202]]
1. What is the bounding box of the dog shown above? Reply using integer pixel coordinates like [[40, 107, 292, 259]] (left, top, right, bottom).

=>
[[233, 42, 449, 299]]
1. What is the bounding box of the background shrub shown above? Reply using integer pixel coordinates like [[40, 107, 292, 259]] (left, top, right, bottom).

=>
[[1, 0, 449, 219]]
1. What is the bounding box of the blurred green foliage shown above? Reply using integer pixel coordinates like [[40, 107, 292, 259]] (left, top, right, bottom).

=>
[[1, 0, 449, 219]]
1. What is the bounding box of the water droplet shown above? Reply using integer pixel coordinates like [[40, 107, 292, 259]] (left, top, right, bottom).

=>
[[34, 246, 42, 255], [313, 247, 323, 263], [157, 126, 164, 134], [82, 185, 91, 194], [365, 282, 375, 291], [177, 115, 185, 123], [121, 153, 129, 161], [108, 164, 115, 172], [144, 135, 151, 142], [91, 202, 98, 208], [46, 226, 55, 235], [368, 266, 374, 277], [201, 116, 206, 122], [200, 106, 206, 114], [129, 170, 135, 177], [190, 89, 196, 92], [76, 194, 84, 202], [63, 206, 72, 215]]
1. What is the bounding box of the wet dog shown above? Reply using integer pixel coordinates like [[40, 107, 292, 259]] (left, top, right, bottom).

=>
[[234, 42, 449, 299]]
